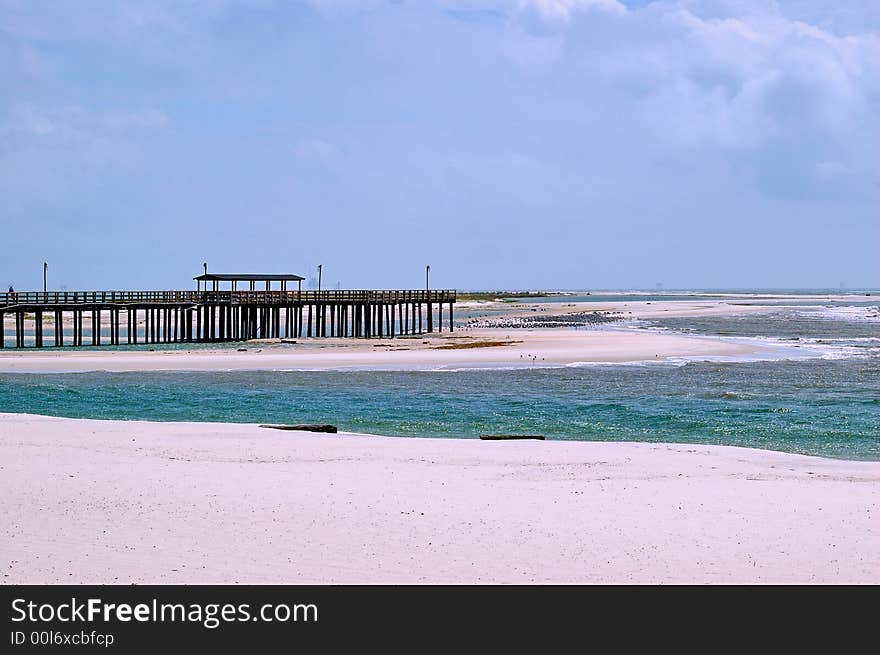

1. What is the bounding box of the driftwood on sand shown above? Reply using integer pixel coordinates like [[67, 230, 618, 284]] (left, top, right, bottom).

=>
[[259, 424, 338, 434]]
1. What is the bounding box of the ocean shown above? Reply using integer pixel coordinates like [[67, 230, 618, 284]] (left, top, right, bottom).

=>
[[1, 292, 878, 460]]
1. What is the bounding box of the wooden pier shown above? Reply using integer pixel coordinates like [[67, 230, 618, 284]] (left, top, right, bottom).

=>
[[0, 273, 456, 349]]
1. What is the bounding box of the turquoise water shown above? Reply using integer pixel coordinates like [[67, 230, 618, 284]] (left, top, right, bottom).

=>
[[1, 295, 878, 460], [1, 360, 877, 459]]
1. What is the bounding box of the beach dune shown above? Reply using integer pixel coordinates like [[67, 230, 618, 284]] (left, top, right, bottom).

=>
[[2, 413, 878, 584]]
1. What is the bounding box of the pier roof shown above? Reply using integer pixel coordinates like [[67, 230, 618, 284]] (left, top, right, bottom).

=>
[[194, 273, 305, 282]]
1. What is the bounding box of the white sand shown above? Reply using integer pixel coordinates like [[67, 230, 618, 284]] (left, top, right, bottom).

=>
[[461, 298, 782, 320], [2, 413, 878, 584], [0, 327, 765, 372]]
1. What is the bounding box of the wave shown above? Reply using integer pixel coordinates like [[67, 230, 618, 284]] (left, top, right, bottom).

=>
[[795, 305, 880, 322], [713, 334, 880, 363], [625, 317, 880, 363], [564, 359, 688, 369]]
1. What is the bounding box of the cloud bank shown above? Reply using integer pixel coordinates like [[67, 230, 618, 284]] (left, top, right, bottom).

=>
[[0, 0, 877, 289]]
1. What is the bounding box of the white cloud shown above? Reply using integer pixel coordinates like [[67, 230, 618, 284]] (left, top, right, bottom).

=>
[[814, 159, 849, 181], [503, 0, 879, 167], [0, 105, 169, 191], [0, 0, 877, 286], [519, 0, 626, 22]]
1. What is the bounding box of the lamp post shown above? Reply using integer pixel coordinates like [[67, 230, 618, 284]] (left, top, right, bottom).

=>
[[317, 264, 323, 292], [43, 262, 47, 293], [426, 265, 430, 292]]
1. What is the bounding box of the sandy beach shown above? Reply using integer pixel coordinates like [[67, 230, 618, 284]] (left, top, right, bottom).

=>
[[0, 327, 766, 373], [2, 413, 878, 584]]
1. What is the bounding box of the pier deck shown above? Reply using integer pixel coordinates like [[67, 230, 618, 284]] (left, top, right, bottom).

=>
[[0, 289, 456, 348]]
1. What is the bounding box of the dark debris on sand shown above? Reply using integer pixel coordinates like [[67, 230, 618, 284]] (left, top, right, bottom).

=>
[[466, 311, 624, 329]]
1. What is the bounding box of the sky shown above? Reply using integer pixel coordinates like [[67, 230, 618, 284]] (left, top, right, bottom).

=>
[[1, 0, 878, 291]]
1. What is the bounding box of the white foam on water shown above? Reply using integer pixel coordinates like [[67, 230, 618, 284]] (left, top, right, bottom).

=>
[[564, 359, 688, 369], [713, 334, 879, 363], [794, 305, 880, 322], [622, 312, 880, 363]]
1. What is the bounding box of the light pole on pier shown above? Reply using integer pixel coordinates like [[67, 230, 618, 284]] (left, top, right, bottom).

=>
[[317, 264, 323, 292], [43, 262, 47, 293], [426, 265, 430, 292], [198, 262, 208, 292]]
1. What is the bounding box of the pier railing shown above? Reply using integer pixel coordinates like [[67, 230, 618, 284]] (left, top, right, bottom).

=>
[[0, 289, 456, 308]]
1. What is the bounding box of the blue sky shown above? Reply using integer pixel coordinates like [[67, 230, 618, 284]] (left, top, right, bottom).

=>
[[1, 0, 878, 290]]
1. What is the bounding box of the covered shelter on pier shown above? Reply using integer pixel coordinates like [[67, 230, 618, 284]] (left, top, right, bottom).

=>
[[194, 273, 305, 292]]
